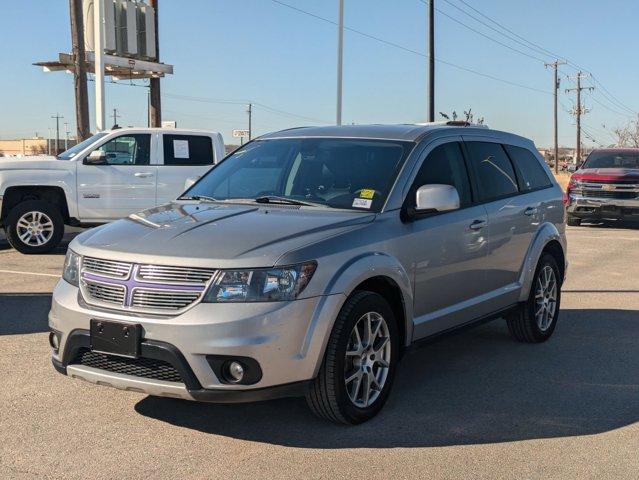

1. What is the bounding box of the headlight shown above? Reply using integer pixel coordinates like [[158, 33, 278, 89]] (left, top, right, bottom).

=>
[[203, 262, 317, 303], [62, 249, 81, 286]]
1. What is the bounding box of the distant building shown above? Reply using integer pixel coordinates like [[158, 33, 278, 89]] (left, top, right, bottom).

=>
[[0, 138, 78, 157]]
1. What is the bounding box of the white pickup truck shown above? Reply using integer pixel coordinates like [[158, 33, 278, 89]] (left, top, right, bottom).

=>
[[0, 128, 225, 253]]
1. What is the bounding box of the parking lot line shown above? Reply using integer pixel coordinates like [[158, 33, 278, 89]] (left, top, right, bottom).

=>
[[0, 269, 59, 278]]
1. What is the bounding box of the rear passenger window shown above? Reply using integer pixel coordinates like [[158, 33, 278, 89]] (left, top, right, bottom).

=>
[[411, 142, 472, 207], [504, 145, 552, 191], [466, 142, 519, 201], [163, 135, 214, 166]]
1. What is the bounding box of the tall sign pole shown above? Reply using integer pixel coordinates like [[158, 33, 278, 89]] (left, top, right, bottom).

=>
[[94, 0, 106, 131], [428, 0, 435, 122], [149, 0, 162, 127], [69, 0, 90, 140], [336, 0, 344, 125]]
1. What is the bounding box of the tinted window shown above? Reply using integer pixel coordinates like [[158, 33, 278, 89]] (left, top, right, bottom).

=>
[[504, 145, 552, 191], [411, 142, 472, 206], [583, 151, 639, 169], [185, 138, 412, 212], [163, 135, 214, 166], [466, 142, 519, 201], [97, 134, 150, 165]]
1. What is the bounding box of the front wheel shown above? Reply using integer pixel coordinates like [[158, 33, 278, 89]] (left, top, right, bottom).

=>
[[5, 200, 64, 254], [507, 253, 561, 343], [306, 291, 399, 424]]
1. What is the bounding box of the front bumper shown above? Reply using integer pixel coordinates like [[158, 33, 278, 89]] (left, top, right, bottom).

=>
[[567, 194, 639, 221], [49, 280, 346, 402]]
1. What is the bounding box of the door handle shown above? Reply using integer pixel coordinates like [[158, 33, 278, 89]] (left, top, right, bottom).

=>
[[524, 206, 538, 216], [134, 172, 154, 178], [469, 219, 487, 231]]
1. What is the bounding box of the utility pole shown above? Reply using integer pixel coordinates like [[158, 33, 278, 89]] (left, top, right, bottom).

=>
[[69, 0, 90, 140], [47, 128, 52, 155], [64, 122, 69, 150], [247, 103, 253, 140], [111, 108, 120, 128], [94, 0, 105, 131], [566, 71, 594, 165], [336, 0, 344, 125], [545, 60, 566, 173], [149, 0, 162, 127], [51, 113, 64, 155], [428, 0, 435, 122]]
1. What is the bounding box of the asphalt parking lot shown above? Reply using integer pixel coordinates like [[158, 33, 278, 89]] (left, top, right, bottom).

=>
[[1, 224, 638, 479]]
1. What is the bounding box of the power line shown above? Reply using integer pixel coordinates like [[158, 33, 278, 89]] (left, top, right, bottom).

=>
[[270, 0, 551, 95]]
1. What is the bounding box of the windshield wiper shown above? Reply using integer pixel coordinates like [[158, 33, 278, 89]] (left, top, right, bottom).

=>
[[178, 194, 219, 202], [254, 196, 326, 208]]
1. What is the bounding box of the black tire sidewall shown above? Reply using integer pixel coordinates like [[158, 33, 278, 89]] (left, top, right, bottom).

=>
[[6, 200, 64, 254], [526, 253, 561, 340], [332, 292, 400, 424]]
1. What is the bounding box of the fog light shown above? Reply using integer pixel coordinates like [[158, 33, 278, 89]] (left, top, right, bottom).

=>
[[227, 361, 245, 383], [49, 331, 60, 351]]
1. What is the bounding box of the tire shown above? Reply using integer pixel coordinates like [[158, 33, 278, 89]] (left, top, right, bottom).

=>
[[306, 291, 400, 425], [507, 253, 561, 343], [567, 215, 581, 226], [5, 200, 64, 254]]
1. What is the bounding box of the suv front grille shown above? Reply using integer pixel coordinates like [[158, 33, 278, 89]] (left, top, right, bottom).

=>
[[79, 257, 213, 315], [72, 349, 183, 383], [582, 190, 638, 199]]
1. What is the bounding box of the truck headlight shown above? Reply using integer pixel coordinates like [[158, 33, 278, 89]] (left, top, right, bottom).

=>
[[62, 249, 81, 286], [203, 262, 317, 303]]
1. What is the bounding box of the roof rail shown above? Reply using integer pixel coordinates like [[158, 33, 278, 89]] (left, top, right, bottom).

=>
[[445, 120, 489, 128]]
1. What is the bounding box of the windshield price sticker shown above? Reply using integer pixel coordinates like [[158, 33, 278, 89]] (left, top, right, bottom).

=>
[[352, 198, 372, 209], [359, 189, 375, 199]]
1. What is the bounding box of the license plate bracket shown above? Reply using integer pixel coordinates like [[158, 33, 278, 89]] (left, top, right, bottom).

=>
[[90, 319, 141, 358]]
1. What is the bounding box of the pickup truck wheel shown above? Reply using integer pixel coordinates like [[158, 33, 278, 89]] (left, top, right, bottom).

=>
[[567, 215, 581, 226], [507, 253, 561, 343], [306, 291, 399, 424], [5, 200, 64, 254]]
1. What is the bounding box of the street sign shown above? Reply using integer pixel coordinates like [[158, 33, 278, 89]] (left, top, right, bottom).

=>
[[233, 129, 250, 138]]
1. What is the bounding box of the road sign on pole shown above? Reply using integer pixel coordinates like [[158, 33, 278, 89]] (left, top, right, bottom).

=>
[[233, 129, 250, 138]]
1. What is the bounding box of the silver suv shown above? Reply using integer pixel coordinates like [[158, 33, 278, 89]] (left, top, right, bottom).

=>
[[50, 123, 567, 424]]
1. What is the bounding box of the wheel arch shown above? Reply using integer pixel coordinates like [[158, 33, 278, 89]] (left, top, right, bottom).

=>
[[1, 185, 70, 225]]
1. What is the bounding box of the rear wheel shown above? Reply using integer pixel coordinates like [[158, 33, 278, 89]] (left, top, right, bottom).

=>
[[5, 200, 64, 254], [507, 253, 561, 343], [306, 291, 399, 424], [567, 215, 581, 226]]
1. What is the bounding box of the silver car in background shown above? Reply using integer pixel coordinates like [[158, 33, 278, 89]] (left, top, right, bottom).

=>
[[50, 123, 567, 424]]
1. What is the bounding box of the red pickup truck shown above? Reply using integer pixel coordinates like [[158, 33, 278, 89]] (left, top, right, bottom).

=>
[[565, 148, 639, 226]]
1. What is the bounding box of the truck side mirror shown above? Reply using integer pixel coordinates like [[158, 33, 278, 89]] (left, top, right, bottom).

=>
[[84, 150, 107, 165]]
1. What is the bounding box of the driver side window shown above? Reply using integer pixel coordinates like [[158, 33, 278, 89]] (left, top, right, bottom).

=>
[[409, 142, 472, 207], [96, 134, 151, 165]]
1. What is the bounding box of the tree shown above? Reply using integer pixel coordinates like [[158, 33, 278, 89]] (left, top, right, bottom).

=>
[[439, 109, 485, 125], [611, 115, 639, 148]]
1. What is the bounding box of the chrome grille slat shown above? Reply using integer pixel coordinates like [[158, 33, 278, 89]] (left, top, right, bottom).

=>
[[83, 281, 126, 306], [131, 288, 201, 310], [137, 264, 216, 284], [83, 257, 132, 278]]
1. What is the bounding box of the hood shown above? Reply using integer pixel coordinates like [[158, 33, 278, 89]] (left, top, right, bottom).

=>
[[0, 156, 68, 170], [73, 202, 375, 268], [574, 168, 639, 182]]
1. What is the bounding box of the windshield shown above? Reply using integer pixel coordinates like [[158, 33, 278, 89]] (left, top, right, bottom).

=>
[[56, 132, 108, 160], [183, 138, 413, 212], [583, 151, 639, 169]]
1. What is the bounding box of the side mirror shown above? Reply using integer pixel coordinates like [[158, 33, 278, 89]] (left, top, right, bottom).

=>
[[403, 184, 460, 221], [84, 150, 107, 165], [184, 176, 200, 191]]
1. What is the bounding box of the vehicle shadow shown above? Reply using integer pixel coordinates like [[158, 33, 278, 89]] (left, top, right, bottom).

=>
[[135, 308, 639, 448], [0, 230, 82, 254], [0, 293, 52, 335], [579, 220, 639, 230]]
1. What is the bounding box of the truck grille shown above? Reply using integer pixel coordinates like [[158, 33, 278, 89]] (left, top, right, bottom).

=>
[[72, 349, 183, 383], [131, 288, 202, 311], [79, 258, 213, 315], [582, 190, 638, 199]]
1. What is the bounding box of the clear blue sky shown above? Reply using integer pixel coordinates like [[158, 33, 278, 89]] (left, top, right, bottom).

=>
[[1, 0, 638, 147]]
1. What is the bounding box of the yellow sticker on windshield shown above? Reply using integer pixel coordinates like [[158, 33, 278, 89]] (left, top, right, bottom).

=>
[[359, 189, 375, 199]]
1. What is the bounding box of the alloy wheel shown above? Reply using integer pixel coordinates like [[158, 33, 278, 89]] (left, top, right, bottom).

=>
[[535, 265, 557, 331], [16, 211, 54, 247], [344, 311, 391, 408]]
